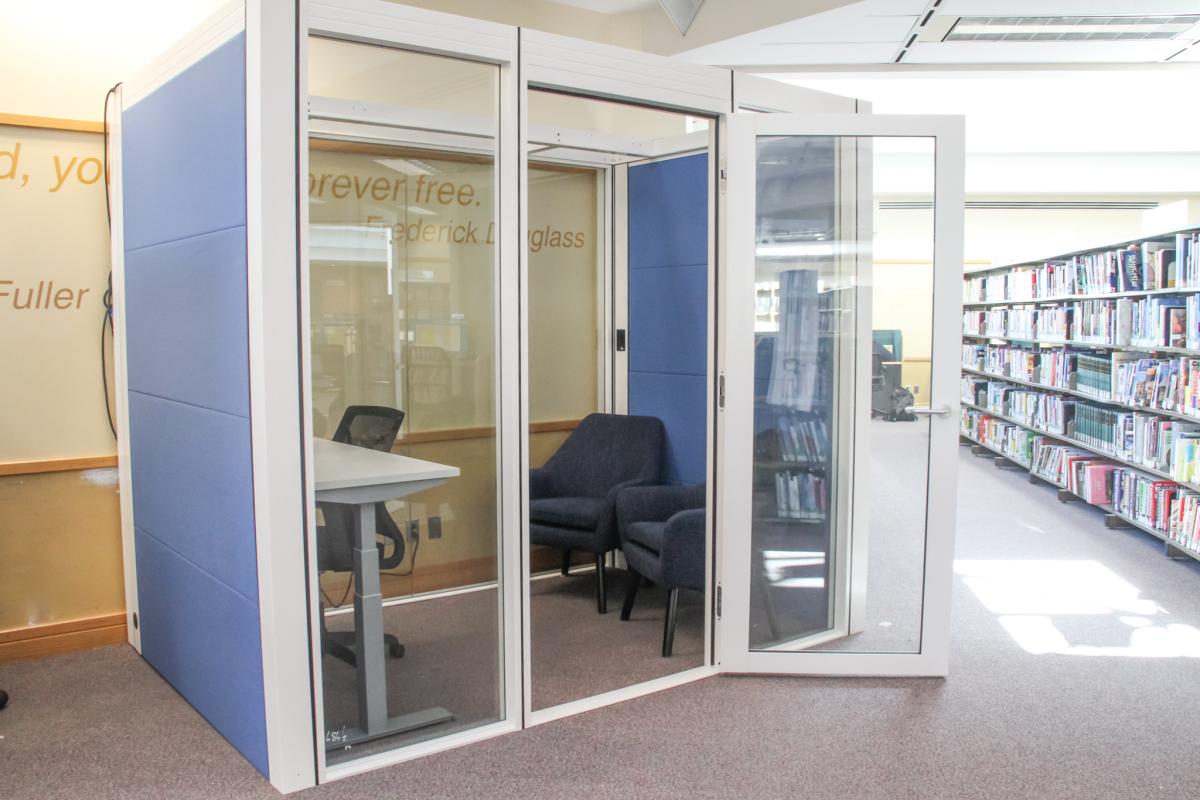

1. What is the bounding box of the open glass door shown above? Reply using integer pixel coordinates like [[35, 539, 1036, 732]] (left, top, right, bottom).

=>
[[717, 113, 964, 676]]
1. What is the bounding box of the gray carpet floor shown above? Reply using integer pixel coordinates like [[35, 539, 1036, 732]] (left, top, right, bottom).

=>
[[5, 441, 1200, 798]]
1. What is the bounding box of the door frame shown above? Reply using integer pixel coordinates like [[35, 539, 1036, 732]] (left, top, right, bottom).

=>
[[518, 29, 729, 728], [716, 112, 965, 677]]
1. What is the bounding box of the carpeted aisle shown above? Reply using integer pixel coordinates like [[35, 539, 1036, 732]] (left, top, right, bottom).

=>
[[3, 443, 1200, 799]]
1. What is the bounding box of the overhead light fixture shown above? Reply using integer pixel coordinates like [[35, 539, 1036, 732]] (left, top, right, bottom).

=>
[[375, 158, 435, 175], [944, 15, 1200, 42], [658, 0, 705, 36]]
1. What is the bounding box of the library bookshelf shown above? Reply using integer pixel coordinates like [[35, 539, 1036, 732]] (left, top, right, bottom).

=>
[[960, 226, 1200, 565]]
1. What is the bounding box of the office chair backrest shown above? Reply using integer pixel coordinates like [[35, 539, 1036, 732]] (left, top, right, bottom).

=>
[[320, 405, 408, 574], [333, 405, 405, 452], [544, 413, 664, 498]]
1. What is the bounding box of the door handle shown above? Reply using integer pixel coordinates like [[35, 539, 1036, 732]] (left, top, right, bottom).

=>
[[905, 405, 951, 416]]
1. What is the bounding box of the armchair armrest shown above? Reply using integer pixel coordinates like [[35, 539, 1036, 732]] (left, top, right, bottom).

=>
[[660, 508, 707, 590]]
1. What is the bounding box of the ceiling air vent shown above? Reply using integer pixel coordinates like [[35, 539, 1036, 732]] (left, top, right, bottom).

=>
[[880, 201, 1160, 211], [944, 16, 1200, 42]]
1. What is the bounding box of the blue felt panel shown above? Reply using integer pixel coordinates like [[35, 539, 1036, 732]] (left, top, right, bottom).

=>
[[135, 528, 268, 775], [629, 372, 708, 485], [627, 153, 710, 487], [122, 33, 247, 253], [129, 391, 258, 602], [628, 263, 707, 377], [124, 226, 249, 417], [627, 153, 709, 270]]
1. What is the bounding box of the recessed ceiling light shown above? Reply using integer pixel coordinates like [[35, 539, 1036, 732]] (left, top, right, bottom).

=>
[[945, 15, 1200, 42]]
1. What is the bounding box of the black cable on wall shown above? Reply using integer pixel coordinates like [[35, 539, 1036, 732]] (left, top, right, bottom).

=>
[[101, 83, 121, 440]]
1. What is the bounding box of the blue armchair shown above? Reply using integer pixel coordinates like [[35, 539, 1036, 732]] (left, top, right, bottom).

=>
[[530, 413, 665, 613], [617, 482, 707, 656]]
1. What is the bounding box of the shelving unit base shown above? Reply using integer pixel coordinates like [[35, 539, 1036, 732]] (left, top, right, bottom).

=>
[[957, 436, 1200, 565]]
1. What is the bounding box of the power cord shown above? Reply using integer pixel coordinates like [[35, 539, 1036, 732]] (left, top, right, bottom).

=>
[[320, 519, 422, 610], [100, 83, 121, 440]]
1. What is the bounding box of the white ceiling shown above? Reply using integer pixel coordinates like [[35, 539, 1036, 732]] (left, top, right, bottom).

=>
[[771, 69, 1200, 154], [678, 0, 1200, 66], [548, 0, 659, 14]]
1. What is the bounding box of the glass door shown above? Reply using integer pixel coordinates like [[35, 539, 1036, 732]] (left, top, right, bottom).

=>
[[717, 113, 964, 675]]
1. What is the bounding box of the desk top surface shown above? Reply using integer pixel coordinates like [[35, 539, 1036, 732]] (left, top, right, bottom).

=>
[[313, 438, 460, 494]]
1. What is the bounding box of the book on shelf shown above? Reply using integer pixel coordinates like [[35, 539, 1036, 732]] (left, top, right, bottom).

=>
[[1119, 247, 1142, 292], [961, 376, 988, 406], [962, 343, 985, 370], [1111, 468, 1200, 552], [773, 470, 826, 520], [1141, 241, 1177, 290], [776, 415, 828, 463]]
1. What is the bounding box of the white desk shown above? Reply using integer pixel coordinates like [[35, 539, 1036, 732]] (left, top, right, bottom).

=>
[[313, 438, 460, 750]]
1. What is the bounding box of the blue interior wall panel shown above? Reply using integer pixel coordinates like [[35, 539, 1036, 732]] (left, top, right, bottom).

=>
[[627, 154, 708, 486], [122, 35, 247, 252], [121, 31, 267, 777], [124, 229, 250, 416], [135, 530, 268, 772]]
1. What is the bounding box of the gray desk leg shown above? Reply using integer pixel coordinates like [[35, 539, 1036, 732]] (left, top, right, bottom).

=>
[[353, 502, 387, 736]]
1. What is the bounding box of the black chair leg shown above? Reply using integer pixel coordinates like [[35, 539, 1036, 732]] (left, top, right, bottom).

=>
[[662, 587, 679, 657], [561, 549, 572, 576], [620, 566, 641, 620], [595, 552, 608, 614]]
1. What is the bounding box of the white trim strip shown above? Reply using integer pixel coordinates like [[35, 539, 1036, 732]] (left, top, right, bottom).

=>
[[247, 0, 316, 791], [528, 665, 716, 726], [321, 719, 521, 783], [109, 86, 140, 653], [309, 0, 513, 63]]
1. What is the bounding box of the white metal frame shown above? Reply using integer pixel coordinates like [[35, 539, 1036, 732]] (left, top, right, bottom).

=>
[[518, 32, 732, 728], [717, 112, 965, 677], [246, 1, 318, 791], [301, 0, 523, 785]]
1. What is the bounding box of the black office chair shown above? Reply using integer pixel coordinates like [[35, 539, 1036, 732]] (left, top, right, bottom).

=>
[[318, 405, 408, 665], [529, 413, 664, 613]]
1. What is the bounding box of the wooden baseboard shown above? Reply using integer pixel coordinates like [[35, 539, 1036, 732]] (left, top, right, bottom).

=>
[[0, 613, 127, 663]]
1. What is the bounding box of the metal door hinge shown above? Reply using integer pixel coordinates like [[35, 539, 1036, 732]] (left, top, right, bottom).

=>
[[718, 373, 725, 409], [719, 166, 727, 197], [716, 584, 722, 618]]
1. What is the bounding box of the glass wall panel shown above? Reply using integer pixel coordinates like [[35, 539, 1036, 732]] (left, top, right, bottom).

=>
[[307, 38, 502, 763], [747, 135, 935, 654]]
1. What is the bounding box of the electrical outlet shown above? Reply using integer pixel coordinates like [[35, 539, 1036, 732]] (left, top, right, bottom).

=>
[[428, 515, 442, 540], [407, 519, 419, 542]]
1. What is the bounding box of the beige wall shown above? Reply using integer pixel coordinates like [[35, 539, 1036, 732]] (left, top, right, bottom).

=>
[[0, 124, 122, 638], [0, 126, 114, 463], [0, 469, 124, 630]]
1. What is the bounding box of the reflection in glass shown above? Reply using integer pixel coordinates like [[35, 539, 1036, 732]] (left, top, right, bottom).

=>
[[749, 136, 838, 649], [308, 40, 502, 763], [749, 136, 935, 653]]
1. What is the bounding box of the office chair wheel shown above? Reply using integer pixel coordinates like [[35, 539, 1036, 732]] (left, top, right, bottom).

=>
[[0, 689, 8, 710], [388, 642, 405, 659]]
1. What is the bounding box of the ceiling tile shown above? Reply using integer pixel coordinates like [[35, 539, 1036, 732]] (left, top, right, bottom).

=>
[[755, 42, 903, 64], [763, 14, 917, 44]]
